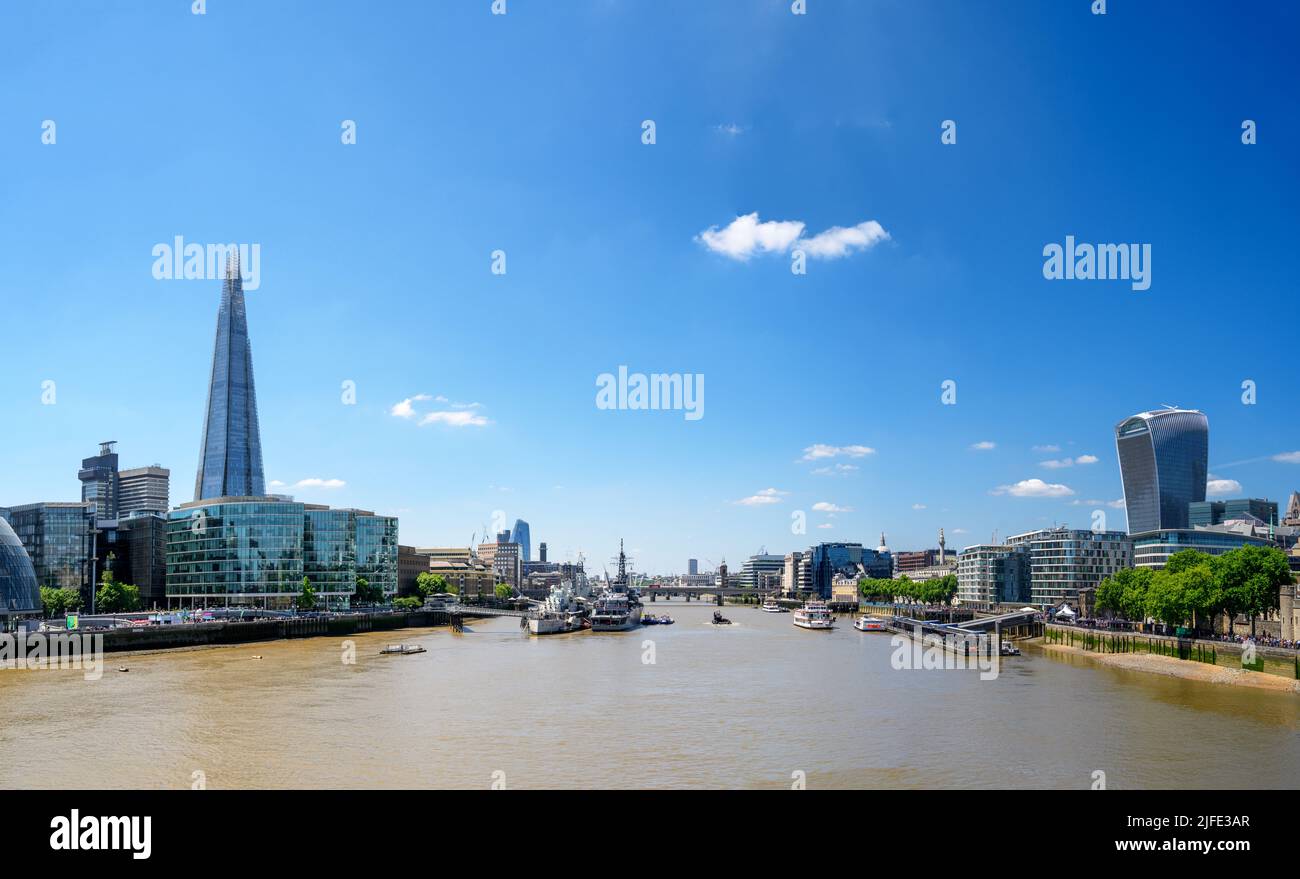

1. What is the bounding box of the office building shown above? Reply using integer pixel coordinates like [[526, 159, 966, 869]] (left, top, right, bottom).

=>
[[1115, 408, 1209, 533], [97, 513, 169, 608], [1006, 527, 1132, 607], [894, 549, 942, 576], [478, 532, 521, 588], [165, 498, 397, 609], [78, 441, 119, 522], [118, 466, 170, 516], [539, 542, 548, 563], [1131, 528, 1270, 570], [688, 558, 698, 575], [0, 517, 42, 627], [805, 542, 892, 599], [739, 552, 785, 590], [194, 252, 265, 500], [511, 519, 531, 563], [1188, 498, 1278, 528], [0, 502, 95, 597]]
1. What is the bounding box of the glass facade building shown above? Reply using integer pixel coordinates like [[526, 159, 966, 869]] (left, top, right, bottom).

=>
[[78, 441, 119, 522], [1131, 528, 1269, 569], [194, 254, 265, 501], [0, 517, 41, 624], [510, 519, 531, 563], [806, 542, 892, 599], [0, 503, 94, 597], [1115, 408, 1209, 533], [1188, 498, 1278, 528], [166, 498, 397, 608]]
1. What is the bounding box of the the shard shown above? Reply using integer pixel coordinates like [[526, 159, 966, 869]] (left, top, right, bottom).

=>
[[194, 250, 265, 500]]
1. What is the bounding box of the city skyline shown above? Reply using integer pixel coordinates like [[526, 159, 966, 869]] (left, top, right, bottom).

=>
[[3, 2, 1299, 573]]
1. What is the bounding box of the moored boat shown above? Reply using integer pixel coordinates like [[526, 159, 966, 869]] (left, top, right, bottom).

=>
[[761, 597, 789, 613], [853, 614, 888, 632]]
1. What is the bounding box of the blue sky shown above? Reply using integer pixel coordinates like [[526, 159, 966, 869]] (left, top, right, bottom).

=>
[[1, 0, 1297, 574]]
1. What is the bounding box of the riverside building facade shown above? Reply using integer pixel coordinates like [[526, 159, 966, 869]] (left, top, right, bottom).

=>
[[1006, 527, 1132, 608]]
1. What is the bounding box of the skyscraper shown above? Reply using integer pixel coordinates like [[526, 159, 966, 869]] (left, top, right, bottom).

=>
[[194, 252, 265, 501], [511, 519, 531, 563], [78, 441, 119, 521], [1115, 408, 1208, 533], [118, 466, 170, 516]]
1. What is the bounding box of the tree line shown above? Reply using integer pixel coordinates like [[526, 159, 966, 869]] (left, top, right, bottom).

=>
[[1095, 545, 1291, 635], [858, 573, 958, 605]]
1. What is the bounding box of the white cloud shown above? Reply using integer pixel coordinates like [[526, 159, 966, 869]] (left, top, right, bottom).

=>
[[1108, 498, 1126, 509], [796, 220, 890, 259], [1074, 454, 1099, 465], [697, 213, 804, 260], [715, 122, 745, 136], [268, 479, 286, 488], [813, 502, 852, 513], [735, 488, 788, 506], [952, 528, 968, 534], [1033, 444, 1061, 453], [293, 478, 346, 490], [1273, 451, 1300, 463], [697, 213, 888, 262], [802, 443, 875, 461], [1040, 458, 1073, 469], [912, 503, 926, 510], [390, 394, 431, 418], [420, 410, 490, 427], [971, 441, 996, 451], [992, 478, 1075, 498], [811, 463, 859, 476], [816, 523, 834, 529], [1206, 475, 1242, 496]]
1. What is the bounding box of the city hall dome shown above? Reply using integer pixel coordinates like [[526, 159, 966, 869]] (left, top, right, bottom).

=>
[[0, 517, 41, 619]]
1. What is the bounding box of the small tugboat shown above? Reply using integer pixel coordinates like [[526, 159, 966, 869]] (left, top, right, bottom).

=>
[[853, 614, 888, 632], [380, 644, 427, 655], [711, 611, 732, 626], [761, 596, 789, 613], [792, 600, 834, 631], [999, 639, 1021, 656], [641, 613, 675, 626]]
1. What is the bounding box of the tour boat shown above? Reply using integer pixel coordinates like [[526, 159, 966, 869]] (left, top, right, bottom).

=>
[[853, 615, 887, 632], [793, 600, 834, 631], [380, 644, 426, 655], [761, 597, 789, 613]]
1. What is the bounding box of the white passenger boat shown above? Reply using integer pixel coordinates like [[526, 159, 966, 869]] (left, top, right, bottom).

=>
[[853, 615, 887, 632], [761, 597, 788, 613], [793, 600, 834, 631]]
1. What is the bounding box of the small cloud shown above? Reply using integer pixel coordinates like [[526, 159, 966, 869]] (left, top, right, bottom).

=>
[[971, 441, 996, 451], [697, 213, 889, 262], [1075, 454, 1099, 465], [735, 488, 787, 506], [1040, 458, 1073, 469], [811, 463, 859, 476], [294, 478, 346, 490], [268, 479, 286, 488], [952, 528, 968, 534], [1206, 475, 1242, 496], [715, 122, 746, 136], [1032, 444, 1061, 453], [796, 220, 890, 260], [802, 443, 875, 461], [912, 503, 926, 510], [992, 478, 1074, 498], [813, 502, 852, 513], [420, 410, 490, 427], [390, 394, 431, 419], [1273, 451, 1300, 463], [816, 523, 834, 529]]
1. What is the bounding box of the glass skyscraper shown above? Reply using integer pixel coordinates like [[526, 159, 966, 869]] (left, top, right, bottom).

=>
[[1115, 408, 1209, 533], [511, 519, 531, 562], [194, 252, 265, 500]]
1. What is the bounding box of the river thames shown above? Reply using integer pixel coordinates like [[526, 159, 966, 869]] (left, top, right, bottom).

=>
[[1, 601, 1297, 789]]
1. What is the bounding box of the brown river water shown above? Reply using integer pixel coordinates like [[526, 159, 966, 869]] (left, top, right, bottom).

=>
[[1, 601, 1297, 789]]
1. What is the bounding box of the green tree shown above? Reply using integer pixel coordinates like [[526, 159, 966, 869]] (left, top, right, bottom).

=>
[[296, 577, 317, 611], [392, 596, 422, 610], [353, 576, 383, 604], [494, 582, 514, 600], [40, 586, 83, 618], [1215, 545, 1291, 637], [1095, 567, 1153, 621], [414, 572, 451, 599], [1144, 570, 1189, 628], [95, 570, 141, 614]]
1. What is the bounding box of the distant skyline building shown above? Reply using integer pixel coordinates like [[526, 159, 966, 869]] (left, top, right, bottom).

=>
[[688, 558, 698, 575], [0, 502, 95, 597], [1188, 498, 1278, 528], [739, 552, 785, 590], [78, 441, 119, 522], [118, 466, 170, 516], [956, 544, 1030, 606], [1115, 408, 1209, 533], [195, 253, 265, 501], [511, 519, 531, 562]]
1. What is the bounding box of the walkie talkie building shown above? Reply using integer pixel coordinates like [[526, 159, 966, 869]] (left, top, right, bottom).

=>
[[1115, 408, 1209, 534], [194, 251, 265, 501]]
